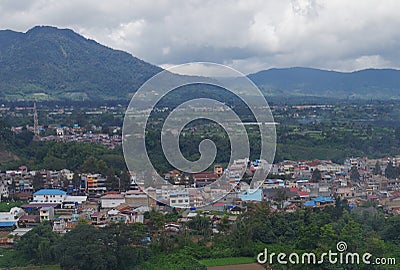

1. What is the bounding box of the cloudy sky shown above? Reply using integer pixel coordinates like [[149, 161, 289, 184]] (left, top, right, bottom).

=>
[[1, 0, 400, 74]]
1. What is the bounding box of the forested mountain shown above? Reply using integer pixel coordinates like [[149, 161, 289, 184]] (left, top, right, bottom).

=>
[[0, 26, 162, 100], [1, 26, 399, 101], [248, 67, 400, 99]]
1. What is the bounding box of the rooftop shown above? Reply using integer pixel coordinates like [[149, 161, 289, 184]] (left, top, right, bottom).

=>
[[33, 189, 67, 196], [101, 194, 124, 199]]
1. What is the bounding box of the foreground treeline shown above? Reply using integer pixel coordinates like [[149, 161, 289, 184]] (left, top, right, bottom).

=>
[[5, 202, 400, 269]]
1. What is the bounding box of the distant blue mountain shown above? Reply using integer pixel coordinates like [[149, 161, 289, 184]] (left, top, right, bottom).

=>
[[248, 67, 400, 99]]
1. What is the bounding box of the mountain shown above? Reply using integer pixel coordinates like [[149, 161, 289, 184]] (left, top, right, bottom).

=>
[[0, 26, 162, 100], [248, 67, 400, 99], [1, 26, 400, 101]]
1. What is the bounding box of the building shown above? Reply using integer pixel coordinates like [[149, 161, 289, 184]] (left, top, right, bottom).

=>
[[81, 173, 107, 194], [0, 207, 24, 230], [32, 189, 67, 204], [100, 193, 125, 208], [237, 189, 263, 202], [304, 196, 334, 208], [169, 191, 190, 208], [40, 206, 54, 222]]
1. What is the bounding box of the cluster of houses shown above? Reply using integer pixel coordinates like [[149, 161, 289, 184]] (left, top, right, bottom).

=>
[[40, 126, 122, 149], [2, 155, 400, 245]]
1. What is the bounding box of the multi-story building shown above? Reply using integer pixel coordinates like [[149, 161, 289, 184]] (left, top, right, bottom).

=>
[[81, 173, 107, 194], [32, 189, 67, 204]]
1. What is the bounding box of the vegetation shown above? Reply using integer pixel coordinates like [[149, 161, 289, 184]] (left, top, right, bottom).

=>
[[0, 26, 161, 101], [6, 202, 399, 269], [0, 201, 24, 212], [199, 257, 255, 267]]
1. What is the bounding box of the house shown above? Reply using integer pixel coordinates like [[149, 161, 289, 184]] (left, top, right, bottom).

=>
[[90, 212, 108, 225], [0, 181, 9, 198], [40, 206, 55, 222], [108, 209, 127, 223], [32, 189, 67, 204], [18, 215, 39, 227], [304, 196, 334, 208], [100, 193, 125, 208], [237, 189, 263, 202], [62, 195, 88, 209], [124, 190, 150, 207], [53, 215, 75, 234], [0, 207, 24, 230]]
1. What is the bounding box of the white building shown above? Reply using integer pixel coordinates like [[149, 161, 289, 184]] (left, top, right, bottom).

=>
[[100, 194, 125, 208], [32, 189, 67, 204], [40, 206, 55, 222], [0, 207, 24, 228], [169, 191, 190, 208]]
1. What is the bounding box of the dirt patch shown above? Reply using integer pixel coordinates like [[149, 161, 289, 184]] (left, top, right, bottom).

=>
[[0, 149, 19, 163]]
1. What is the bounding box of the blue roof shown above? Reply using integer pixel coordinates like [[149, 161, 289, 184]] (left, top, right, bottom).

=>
[[314, 196, 334, 203], [238, 189, 263, 201], [304, 201, 316, 207], [0, 221, 16, 227], [33, 189, 67, 196]]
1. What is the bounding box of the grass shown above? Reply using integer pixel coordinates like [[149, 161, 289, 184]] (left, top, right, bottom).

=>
[[0, 201, 25, 212], [199, 257, 255, 267], [7, 266, 61, 270], [0, 249, 60, 270]]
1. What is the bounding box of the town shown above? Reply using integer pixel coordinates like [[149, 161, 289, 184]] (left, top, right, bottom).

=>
[[1, 155, 400, 247]]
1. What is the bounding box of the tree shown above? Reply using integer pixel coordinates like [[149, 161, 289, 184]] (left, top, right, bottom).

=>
[[373, 161, 382, 175], [105, 167, 119, 191], [120, 169, 132, 191], [187, 215, 211, 239], [32, 173, 44, 191], [147, 209, 166, 234], [16, 222, 59, 264], [385, 161, 397, 179], [72, 173, 81, 192], [312, 168, 322, 183], [55, 224, 118, 270], [350, 166, 360, 181], [216, 216, 231, 233], [80, 156, 98, 173], [276, 188, 288, 209]]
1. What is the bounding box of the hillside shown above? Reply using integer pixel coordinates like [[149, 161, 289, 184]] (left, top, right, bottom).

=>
[[0, 26, 162, 100], [248, 67, 400, 99], [1, 26, 400, 101]]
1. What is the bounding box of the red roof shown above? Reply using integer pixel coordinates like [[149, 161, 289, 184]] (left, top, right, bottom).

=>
[[19, 215, 38, 222], [101, 194, 124, 199], [192, 171, 217, 180], [213, 203, 225, 207], [298, 191, 309, 197]]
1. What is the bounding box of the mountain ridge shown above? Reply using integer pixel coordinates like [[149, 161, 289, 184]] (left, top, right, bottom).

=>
[[1, 26, 400, 101], [247, 67, 400, 99], [0, 26, 162, 100]]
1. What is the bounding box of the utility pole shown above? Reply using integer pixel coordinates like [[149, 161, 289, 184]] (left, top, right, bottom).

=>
[[33, 98, 40, 140]]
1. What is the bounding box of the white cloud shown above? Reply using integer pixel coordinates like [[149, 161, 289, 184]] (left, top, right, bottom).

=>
[[1, 0, 400, 74]]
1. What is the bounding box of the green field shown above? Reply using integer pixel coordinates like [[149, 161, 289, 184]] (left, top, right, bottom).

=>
[[199, 257, 255, 267], [0, 249, 60, 269], [0, 201, 25, 212]]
